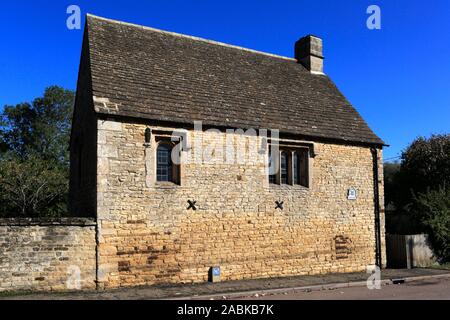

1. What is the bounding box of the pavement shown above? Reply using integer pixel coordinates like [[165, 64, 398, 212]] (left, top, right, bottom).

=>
[[1, 268, 449, 300], [235, 277, 450, 300]]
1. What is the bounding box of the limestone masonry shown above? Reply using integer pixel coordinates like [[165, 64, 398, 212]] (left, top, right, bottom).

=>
[[0, 219, 96, 292], [92, 120, 385, 289]]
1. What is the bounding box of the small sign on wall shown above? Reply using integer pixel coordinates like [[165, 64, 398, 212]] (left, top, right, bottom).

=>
[[209, 266, 221, 283], [347, 188, 358, 200]]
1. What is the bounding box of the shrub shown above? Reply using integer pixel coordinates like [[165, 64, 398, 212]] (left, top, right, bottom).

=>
[[413, 186, 450, 263]]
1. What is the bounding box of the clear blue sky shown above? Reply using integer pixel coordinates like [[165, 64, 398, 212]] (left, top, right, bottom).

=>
[[1, 0, 449, 160]]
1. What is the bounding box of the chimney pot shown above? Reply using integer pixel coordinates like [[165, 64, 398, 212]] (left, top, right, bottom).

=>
[[295, 35, 324, 74]]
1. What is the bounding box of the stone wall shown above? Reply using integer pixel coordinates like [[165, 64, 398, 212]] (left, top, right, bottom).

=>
[[96, 119, 385, 289], [0, 219, 96, 292]]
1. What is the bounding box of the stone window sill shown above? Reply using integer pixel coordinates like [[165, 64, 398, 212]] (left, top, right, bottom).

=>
[[268, 184, 310, 191], [154, 182, 180, 189]]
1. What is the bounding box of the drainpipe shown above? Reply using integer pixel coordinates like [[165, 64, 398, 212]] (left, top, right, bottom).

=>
[[371, 147, 383, 269]]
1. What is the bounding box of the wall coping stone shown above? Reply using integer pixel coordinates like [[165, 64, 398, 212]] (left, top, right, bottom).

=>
[[0, 218, 97, 227]]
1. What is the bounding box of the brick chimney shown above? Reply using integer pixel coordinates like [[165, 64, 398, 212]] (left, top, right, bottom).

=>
[[295, 35, 324, 74]]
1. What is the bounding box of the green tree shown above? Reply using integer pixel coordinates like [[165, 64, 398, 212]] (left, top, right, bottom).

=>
[[0, 86, 74, 163], [384, 162, 400, 210], [384, 161, 423, 234], [0, 86, 74, 217], [397, 134, 450, 210], [384, 134, 450, 260], [0, 156, 68, 217], [413, 186, 450, 262]]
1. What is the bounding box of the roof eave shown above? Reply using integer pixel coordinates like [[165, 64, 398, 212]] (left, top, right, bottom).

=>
[[93, 110, 386, 148]]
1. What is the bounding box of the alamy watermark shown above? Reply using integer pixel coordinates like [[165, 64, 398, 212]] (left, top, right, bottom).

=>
[[367, 265, 382, 290], [165, 121, 281, 175], [66, 265, 82, 290], [67, 5, 81, 30], [367, 5, 382, 30]]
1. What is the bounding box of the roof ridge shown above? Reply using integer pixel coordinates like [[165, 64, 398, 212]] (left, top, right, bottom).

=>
[[86, 14, 297, 62]]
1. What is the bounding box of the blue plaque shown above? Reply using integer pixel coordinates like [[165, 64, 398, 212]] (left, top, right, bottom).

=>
[[212, 267, 221, 277]]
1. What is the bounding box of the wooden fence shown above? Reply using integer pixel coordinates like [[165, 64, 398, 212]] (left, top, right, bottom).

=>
[[386, 234, 436, 269]]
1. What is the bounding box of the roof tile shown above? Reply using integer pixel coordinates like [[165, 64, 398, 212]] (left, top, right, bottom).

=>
[[84, 15, 384, 145]]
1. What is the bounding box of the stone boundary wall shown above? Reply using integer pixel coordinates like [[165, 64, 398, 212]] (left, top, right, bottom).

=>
[[0, 218, 97, 293]]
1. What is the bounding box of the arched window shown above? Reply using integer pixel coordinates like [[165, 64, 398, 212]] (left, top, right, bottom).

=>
[[157, 143, 174, 183]]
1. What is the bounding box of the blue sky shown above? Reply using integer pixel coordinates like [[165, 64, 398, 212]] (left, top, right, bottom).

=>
[[1, 0, 449, 160]]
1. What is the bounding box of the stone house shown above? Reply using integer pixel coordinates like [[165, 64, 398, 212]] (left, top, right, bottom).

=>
[[70, 14, 386, 289]]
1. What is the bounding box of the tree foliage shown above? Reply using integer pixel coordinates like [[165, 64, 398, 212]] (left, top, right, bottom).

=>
[[0, 86, 73, 164], [0, 156, 68, 217], [384, 162, 400, 210], [384, 134, 450, 261], [413, 186, 450, 262], [398, 134, 450, 209], [0, 86, 74, 217]]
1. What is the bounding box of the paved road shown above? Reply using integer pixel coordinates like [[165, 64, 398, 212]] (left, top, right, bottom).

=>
[[2, 269, 449, 300], [237, 278, 450, 300]]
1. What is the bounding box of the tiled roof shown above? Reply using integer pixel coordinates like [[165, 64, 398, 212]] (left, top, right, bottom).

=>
[[84, 15, 384, 145]]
